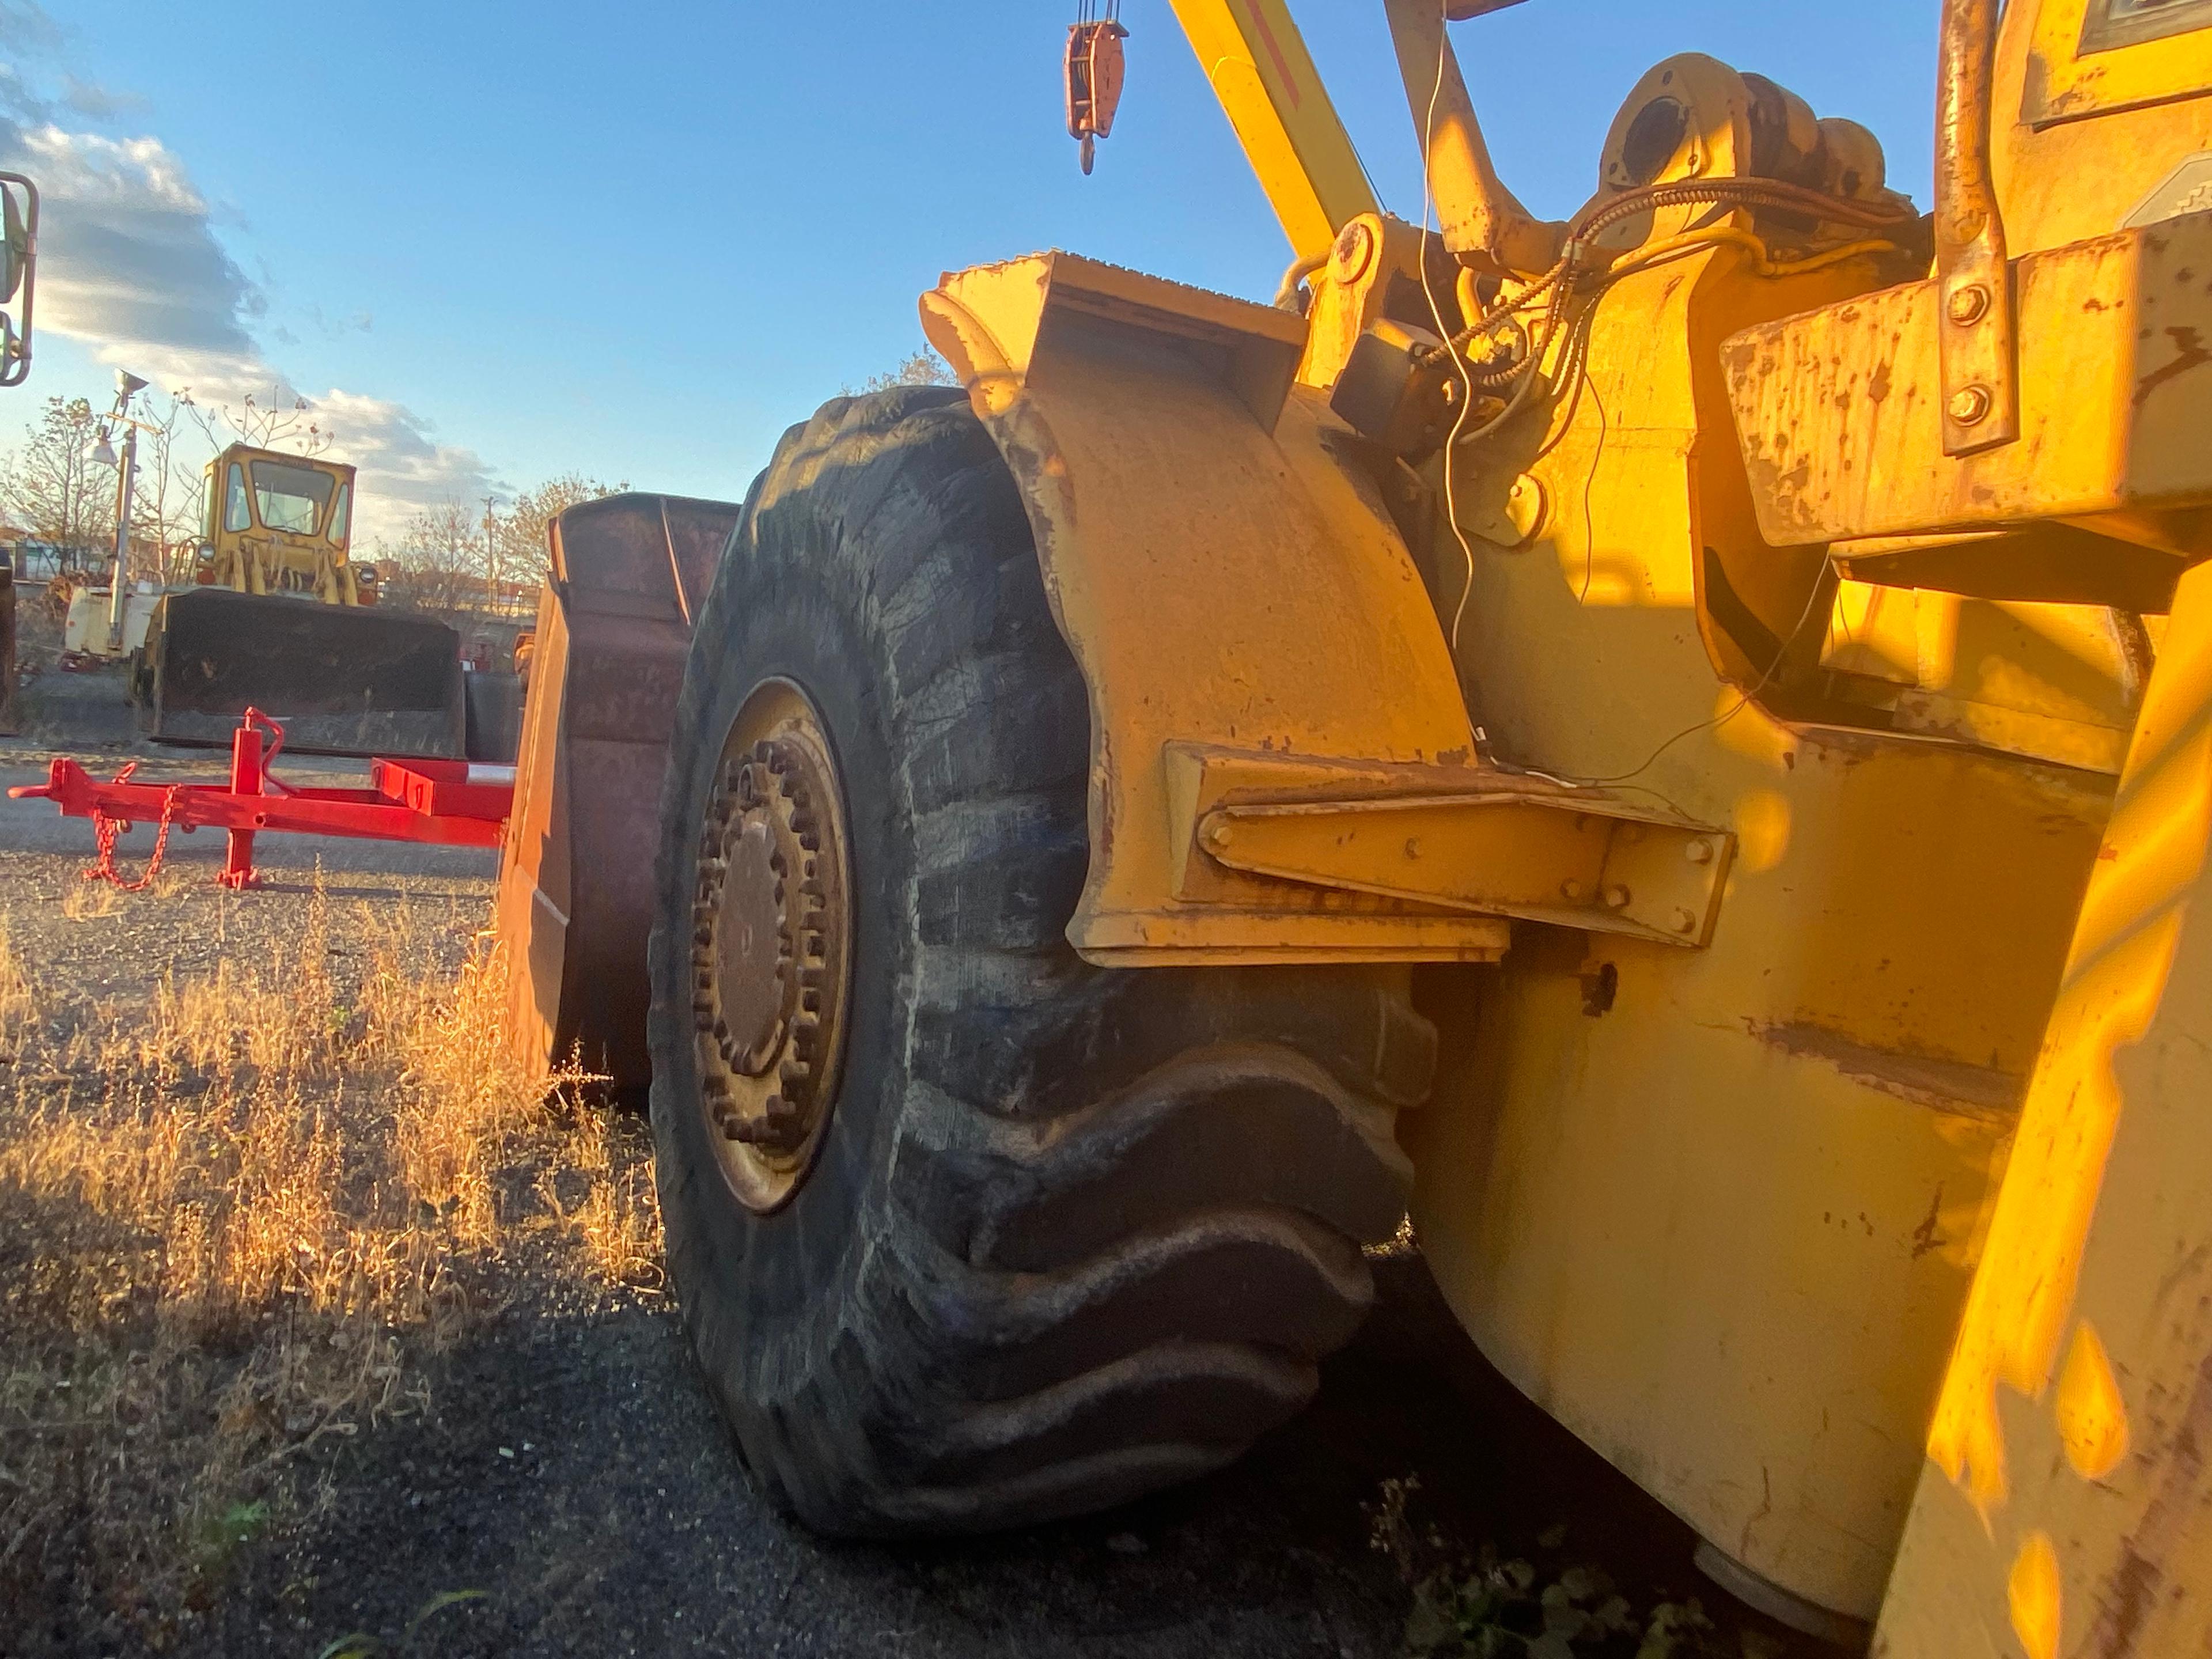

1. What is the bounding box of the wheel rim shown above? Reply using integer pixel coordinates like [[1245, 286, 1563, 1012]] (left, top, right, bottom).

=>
[[690, 677, 853, 1213]]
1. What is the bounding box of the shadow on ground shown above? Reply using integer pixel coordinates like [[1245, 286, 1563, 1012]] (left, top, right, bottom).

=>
[[115, 1253, 1788, 1659]]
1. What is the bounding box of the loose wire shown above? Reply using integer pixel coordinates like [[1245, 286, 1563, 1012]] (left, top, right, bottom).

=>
[[1412, 1, 1482, 657], [1497, 560, 1838, 791]]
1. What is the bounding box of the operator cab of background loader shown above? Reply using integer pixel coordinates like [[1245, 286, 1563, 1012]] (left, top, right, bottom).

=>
[[195, 443, 375, 605]]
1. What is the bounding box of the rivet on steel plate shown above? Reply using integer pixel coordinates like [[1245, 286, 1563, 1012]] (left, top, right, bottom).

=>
[[1684, 838, 1713, 865], [1604, 884, 1631, 909], [1948, 385, 1991, 426], [1560, 878, 1585, 901], [1403, 836, 1422, 859], [1673, 908, 1698, 934], [1946, 284, 1990, 326]]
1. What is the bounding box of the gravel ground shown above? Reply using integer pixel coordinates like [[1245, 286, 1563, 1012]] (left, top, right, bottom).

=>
[[0, 715, 1814, 1659]]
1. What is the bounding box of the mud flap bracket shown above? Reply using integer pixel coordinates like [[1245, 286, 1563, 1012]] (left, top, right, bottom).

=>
[[1169, 744, 1734, 948]]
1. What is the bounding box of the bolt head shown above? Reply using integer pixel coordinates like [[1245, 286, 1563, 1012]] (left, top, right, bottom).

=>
[[1946, 283, 1990, 326], [1948, 385, 1992, 426], [1673, 908, 1699, 934], [1559, 878, 1585, 902], [1603, 884, 1632, 910], [1684, 838, 1714, 865]]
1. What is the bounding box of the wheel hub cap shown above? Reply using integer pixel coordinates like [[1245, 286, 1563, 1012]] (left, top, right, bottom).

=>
[[690, 680, 852, 1212]]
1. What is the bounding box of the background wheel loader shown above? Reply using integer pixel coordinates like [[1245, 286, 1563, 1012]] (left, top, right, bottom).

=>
[[494, 0, 2212, 1650], [128, 442, 469, 757]]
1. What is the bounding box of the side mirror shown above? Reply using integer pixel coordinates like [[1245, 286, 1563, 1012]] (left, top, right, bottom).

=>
[[0, 183, 25, 302], [0, 173, 39, 389]]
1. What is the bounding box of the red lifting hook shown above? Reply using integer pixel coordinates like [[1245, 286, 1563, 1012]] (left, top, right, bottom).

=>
[[1065, 1, 1127, 175]]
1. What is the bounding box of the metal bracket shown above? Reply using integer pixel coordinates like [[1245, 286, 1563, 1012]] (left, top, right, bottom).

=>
[[1171, 744, 1734, 949], [1936, 0, 2017, 457]]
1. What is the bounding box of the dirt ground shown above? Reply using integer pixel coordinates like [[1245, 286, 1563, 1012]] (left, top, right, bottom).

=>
[[0, 697, 1822, 1659]]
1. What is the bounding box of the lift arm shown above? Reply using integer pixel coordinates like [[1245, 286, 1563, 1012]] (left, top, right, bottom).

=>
[[1165, 2, 1556, 275], [1166, 0, 1378, 262]]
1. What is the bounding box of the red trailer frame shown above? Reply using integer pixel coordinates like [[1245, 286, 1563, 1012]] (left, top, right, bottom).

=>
[[9, 708, 512, 890]]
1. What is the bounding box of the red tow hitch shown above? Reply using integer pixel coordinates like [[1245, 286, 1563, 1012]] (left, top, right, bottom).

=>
[[8, 707, 513, 891]]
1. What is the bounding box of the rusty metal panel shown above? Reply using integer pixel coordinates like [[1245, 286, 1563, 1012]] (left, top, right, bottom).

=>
[[1408, 232, 2116, 1621], [494, 492, 741, 1092], [1722, 212, 2212, 562]]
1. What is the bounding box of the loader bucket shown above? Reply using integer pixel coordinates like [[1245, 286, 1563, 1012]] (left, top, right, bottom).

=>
[[493, 493, 742, 1094], [141, 587, 466, 757]]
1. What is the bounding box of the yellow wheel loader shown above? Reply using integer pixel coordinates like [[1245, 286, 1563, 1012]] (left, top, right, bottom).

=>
[[498, 1, 2212, 1649], [132, 442, 467, 756]]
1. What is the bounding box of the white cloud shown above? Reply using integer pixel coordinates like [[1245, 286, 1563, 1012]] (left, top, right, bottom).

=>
[[0, 86, 498, 540], [311, 388, 501, 525], [5, 122, 262, 356]]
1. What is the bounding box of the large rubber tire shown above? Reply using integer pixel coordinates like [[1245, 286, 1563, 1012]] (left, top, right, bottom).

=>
[[647, 388, 1437, 1535]]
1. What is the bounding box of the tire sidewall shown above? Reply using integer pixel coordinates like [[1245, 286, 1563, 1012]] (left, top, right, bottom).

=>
[[649, 516, 913, 1441]]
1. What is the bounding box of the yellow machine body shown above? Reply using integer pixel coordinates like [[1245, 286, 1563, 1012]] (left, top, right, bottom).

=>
[[907, 0, 2212, 1638], [198, 442, 363, 605]]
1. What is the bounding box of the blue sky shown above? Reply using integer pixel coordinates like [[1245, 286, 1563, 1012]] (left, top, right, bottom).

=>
[[5, 1, 1938, 543]]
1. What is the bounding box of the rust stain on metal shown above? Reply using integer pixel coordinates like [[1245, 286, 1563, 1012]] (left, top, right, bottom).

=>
[[1911, 1186, 1947, 1259], [2131, 324, 2211, 408], [2086, 1344, 2212, 1656], [1755, 1019, 2025, 1121]]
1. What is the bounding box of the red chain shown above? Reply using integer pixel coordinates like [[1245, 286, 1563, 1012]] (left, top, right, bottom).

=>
[[84, 762, 185, 892]]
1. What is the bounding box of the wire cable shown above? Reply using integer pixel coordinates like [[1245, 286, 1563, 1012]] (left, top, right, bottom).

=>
[[1394, 25, 1908, 786], [1412, 2, 1483, 657], [1498, 564, 1838, 792]]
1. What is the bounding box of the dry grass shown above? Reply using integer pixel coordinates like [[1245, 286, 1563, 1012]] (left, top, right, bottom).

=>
[[58, 880, 122, 921], [0, 916, 33, 1051], [0, 883, 658, 1643]]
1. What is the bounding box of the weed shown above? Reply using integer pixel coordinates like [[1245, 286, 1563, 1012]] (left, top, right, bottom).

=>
[[1366, 1476, 1732, 1658], [315, 1586, 491, 1657]]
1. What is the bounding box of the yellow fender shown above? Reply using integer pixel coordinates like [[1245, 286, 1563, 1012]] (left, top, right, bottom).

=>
[[921, 252, 1503, 967]]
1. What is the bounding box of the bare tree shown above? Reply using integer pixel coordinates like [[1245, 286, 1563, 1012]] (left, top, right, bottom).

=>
[[374, 499, 481, 612], [0, 395, 110, 560], [844, 350, 956, 395], [492, 472, 624, 592], [121, 393, 209, 585], [181, 385, 333, 458]]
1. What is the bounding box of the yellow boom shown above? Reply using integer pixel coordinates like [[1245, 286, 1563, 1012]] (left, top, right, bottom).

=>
[[1165, 0, 1377, 261]]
